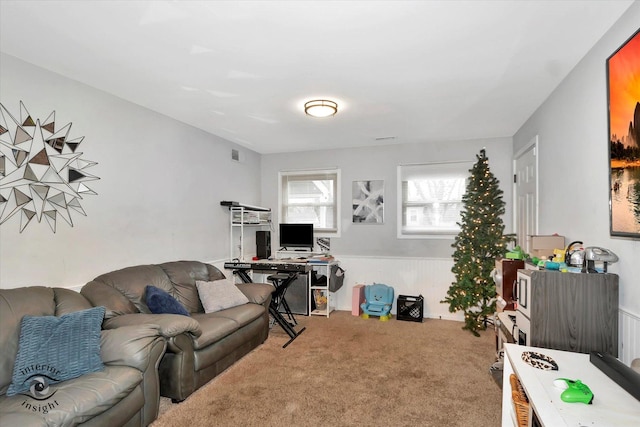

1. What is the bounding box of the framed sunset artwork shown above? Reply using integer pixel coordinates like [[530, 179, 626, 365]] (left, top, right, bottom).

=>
[[607, 28, 640, 238]]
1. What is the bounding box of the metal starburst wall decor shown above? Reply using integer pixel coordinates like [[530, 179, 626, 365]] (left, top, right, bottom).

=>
[[0, 102, 99, 233]]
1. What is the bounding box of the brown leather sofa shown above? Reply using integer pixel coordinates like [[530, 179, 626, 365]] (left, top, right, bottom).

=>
[[0, 287, 166, 427], [80, 260, 273, 402]]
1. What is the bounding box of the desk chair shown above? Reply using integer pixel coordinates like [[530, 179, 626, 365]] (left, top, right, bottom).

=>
[[267, 272, 306, 348]]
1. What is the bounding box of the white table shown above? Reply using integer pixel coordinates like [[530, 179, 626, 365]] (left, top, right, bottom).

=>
[[502, 344, 640, 426]]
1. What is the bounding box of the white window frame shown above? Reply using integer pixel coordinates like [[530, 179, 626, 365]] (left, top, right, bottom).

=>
[[397, 161, 472, 239], [278, 168, 341, 236]]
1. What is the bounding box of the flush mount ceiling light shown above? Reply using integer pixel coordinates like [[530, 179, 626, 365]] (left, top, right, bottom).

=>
[[304, 99, 338, 118]]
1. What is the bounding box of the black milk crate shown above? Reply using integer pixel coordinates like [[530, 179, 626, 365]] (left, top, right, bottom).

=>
[[397, 294, 424, 322]]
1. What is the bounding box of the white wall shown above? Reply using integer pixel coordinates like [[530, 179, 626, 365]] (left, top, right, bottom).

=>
[[513, 3, 640, 322], [261, 137, 514, 258], [0, 54, 263, 289], [261, 137, 513, 320]]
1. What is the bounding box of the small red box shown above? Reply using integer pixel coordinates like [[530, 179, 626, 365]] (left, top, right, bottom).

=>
[[352, 284, 365, 316]]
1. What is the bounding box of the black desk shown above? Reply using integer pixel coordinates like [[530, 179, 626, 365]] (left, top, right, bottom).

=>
[[224, 260, 311, 280], [225, 261, 312, 314], [224, 260, 310, 348]]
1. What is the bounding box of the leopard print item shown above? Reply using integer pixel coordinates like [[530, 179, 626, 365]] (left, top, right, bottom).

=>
[[521, 351, 559, 370]]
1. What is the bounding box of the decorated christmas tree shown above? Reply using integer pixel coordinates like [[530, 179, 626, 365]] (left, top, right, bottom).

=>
[[442, 149, 511, 336]]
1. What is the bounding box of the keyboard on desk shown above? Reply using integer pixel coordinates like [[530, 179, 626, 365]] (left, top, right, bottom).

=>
[[252, 261, 311, 273], [224, 260, 311, 273], [223, 261, 253, 270]]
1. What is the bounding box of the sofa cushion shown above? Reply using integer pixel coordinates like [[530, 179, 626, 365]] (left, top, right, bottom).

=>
[[190, 303, 265, 350], [196, 279, 249, 313], [91, 264, 172, 314], [0, 365, 143, 426], [7, 306, 105, 396], [145, 285, 190, 316], [190, 314, 240, 350], [209, 303, 266, 329], [81, 281, 140, 320], [0, 287, 57, 394], [159, 261, 226, 313], [53, 287, 94, 315]]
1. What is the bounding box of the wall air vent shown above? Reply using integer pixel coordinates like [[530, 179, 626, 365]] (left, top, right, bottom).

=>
[[231, 149, 240, 161]]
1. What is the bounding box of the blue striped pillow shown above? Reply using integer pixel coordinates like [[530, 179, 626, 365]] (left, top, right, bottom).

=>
[[7, 306, 105, 396]]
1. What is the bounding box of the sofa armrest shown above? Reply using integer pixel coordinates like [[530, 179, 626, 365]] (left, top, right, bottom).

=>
[[103, 313, 202, 339], [100, 324, 167, 425], [236, 283, 273, 305], [101, 324, 166, 372]]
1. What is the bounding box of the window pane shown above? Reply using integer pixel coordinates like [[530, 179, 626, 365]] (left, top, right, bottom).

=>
[[280, 170, 339, 233], [285, 206, 335, 229], [402, 202, 464, 232], [286, 179, 334, 204], [399, 162, 470, 236], [406, 177, 466, 203]]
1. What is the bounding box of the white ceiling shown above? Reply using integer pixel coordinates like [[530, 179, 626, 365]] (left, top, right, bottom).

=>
[[0, 1, 634, 154]]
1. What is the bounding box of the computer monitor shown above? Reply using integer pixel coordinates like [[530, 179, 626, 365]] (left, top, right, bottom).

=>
[[279, 223, 314, 249]]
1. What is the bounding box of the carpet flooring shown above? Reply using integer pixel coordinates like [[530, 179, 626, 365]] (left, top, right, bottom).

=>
[[152, 310, 502, 427]]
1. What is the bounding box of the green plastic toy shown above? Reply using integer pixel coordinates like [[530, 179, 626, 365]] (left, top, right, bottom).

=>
[[505, 246, 525, 260]]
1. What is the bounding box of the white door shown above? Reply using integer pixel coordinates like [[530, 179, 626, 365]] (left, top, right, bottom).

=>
[[514, 138, 538, 254]]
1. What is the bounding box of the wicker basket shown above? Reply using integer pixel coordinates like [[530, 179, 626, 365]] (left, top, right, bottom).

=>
[[510, 374, 530, 427]]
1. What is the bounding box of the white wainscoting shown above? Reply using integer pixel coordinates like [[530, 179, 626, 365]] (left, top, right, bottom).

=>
[[619, 307, 640, 365], [70, 258, 638, 364], [331, 255, 464, 322], [218, 255, 640, 363], [217, 256, 463, 321]]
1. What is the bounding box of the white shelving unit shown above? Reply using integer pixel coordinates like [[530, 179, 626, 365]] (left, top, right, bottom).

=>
[[226, 204, 271, 261], [308, 260, 339, 317], [274, 250, 339, 318]]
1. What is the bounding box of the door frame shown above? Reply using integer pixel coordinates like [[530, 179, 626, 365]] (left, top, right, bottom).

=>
[[513, 135, 539, 252]]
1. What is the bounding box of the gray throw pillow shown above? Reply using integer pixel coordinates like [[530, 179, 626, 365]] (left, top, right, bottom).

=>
[[196, 278, 250, 313]]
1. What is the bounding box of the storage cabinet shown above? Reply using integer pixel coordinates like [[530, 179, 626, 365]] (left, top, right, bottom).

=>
[[515, 270, 619, 356], [494, 259, 524, 311]]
